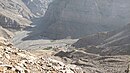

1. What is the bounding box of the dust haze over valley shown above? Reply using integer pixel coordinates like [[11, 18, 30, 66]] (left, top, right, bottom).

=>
[[0, 0, 130, 73]]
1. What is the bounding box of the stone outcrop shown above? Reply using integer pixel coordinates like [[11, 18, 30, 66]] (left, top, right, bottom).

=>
[[40, 0, 130, 39]]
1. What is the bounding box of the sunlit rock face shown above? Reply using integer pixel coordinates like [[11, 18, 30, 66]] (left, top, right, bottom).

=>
[[41, 0, 130, 39], [22, 0, 53, 17]]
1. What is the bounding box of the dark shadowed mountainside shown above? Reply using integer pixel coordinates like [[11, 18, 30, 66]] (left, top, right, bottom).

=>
[[36, 0, 130, 39], [73, 23, 130, 55]]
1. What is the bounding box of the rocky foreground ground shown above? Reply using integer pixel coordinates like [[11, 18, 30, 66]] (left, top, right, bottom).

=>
[[0, 38, 83, 73]]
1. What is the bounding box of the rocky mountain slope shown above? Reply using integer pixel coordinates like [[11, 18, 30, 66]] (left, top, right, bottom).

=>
[[73, 23, 130, 55], [0, 0, 53, 41], [39, 0, 130, 39], [0, 0, 33, 30]]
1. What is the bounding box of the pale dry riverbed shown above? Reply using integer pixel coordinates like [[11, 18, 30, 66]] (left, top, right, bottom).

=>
[[11, 30, 78, 50]]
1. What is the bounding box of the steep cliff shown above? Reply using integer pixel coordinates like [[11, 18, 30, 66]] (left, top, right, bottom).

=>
[[22, 0, 53, 17], [41, 0, 130, 39]]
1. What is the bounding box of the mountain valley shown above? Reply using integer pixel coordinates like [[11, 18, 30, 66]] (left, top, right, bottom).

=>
[[0, 0, 130, 73]]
